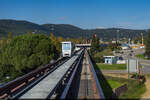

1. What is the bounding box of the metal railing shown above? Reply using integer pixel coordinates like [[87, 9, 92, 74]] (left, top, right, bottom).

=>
[[60, 49, 84, 99], [87, 50, 105, 99], [0, 57, 67, 99]]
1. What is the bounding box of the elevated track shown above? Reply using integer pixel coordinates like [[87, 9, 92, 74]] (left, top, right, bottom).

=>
[[0, 49, 105, 99]]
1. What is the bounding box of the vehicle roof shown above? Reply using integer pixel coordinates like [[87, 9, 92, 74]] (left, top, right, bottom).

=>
[[62, 41, 72, 43]]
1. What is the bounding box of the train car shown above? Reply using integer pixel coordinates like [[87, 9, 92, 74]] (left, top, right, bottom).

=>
[[62, 41, 75, 57]]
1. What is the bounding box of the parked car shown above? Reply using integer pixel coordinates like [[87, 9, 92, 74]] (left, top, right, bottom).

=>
[[119, 56, 123, 60], [131, 50, 134, 52], [129, 53, 132, 56]]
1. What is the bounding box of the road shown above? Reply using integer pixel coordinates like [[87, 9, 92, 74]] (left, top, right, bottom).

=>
[[132, 48, 150, 74], [114, 48, 150, 74]]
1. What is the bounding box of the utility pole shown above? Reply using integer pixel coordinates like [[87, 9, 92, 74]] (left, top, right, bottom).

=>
[[117, 29, 119, 43], [141, 33, 144, 45]]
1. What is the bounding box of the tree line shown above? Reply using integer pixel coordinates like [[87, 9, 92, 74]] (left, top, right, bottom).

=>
[[0, 32, 63, 81]]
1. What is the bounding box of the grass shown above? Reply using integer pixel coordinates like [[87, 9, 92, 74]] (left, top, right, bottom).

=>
[[96, 73, 146, 99], [96, 63, 126, 70], [135, 54, 148, 60], [93, 53, 146, 99], [107, 80, 124, 89], [120, 82, 146, 99], [94, 48, 114, 57]]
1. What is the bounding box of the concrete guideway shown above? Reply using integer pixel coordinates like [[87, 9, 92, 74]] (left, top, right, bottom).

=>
[[59, 49, 105, 99], [78, 52, 94, 99], [19, 50, 83, 99], [76, 50, 105, 99]]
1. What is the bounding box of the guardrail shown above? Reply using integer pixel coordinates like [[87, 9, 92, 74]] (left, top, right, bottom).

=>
[[86, 50, 105, 99], [0, 57, 67, 99], [60, 49, 84, 99], [59, 49, 105, 99]]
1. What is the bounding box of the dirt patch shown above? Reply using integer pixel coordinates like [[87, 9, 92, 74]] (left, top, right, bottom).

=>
[[142, 75, 150, 98], [103, 73, 129, 79]]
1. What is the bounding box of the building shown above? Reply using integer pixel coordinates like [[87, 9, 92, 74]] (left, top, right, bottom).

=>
[[112, 41, 117, 43], [121, 43, 130, 50], [130, 44, 139, 49], [104, 56, 117, 64]]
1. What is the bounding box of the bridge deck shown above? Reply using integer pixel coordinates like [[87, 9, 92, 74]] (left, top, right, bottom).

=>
[[19, 50, 82, 99], [78, 54, 94, 99]]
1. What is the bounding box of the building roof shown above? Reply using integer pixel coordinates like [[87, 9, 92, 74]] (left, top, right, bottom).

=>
[[62, 41, 72, 43], [104, 56, 115, 57]]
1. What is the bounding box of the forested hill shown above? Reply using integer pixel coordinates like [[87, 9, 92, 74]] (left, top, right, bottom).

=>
[[42, 24, 84, 37], [0, 19, 48, 37], [0, 19, 147, 40]]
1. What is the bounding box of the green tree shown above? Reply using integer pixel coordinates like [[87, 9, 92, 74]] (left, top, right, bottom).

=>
[[90, 34, 100, 54], [0, 34, 59, 79], [7, 32, 13, 43], [145, 30, 150, 57], [1, 37, 7, 47], [27, 30, 33, 35], [49, 33, 62, 53]]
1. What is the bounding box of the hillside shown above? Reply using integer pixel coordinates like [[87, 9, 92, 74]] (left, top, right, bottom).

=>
[[0, 19, 147, 40], [42, 24, 84, 37], [85, 28, 147, 40], [0, 19, 48, 36]]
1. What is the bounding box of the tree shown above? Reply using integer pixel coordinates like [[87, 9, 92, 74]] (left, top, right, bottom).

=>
[[1, 37, 7, 47], [0, 34, 59, 79], [90, 34, 100, 54], [57, 36, 63, 52], [7, 32, 13, 43], [145, 30, 150, 57], [49, 33, 63, 53], [27, 31, 33, 35]]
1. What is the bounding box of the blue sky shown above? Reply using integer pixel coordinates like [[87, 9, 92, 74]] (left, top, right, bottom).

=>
[[0, 0, 150, 29]]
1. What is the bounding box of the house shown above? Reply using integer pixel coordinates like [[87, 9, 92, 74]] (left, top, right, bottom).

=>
[[104, 56, 117, 64]]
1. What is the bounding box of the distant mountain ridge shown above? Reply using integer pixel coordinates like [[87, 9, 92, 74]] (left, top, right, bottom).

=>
[[0, 19, 147, 40]]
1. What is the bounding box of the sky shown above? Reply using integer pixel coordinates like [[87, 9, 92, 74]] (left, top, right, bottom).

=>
[[0, 0, 150, 29]]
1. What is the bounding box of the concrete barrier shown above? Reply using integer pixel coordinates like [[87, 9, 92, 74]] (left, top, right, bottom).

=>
[[113, 84, 128, 97]]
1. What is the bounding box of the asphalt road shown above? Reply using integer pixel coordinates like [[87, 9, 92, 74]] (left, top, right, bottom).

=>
[[114, 48, 150, 74], [132, 48, 150, 74]]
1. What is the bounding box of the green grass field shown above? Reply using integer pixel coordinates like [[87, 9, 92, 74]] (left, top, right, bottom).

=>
[[107, 80, 124, 89], [96, 63, 126, 70]]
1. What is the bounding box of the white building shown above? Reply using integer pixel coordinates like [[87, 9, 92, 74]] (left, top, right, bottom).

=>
[[104, 56, 117, 64]]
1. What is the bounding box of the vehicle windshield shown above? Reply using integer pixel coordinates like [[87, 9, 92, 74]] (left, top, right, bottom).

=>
[[62, 43, 71, 50]]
